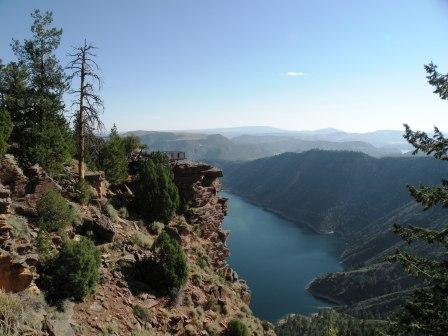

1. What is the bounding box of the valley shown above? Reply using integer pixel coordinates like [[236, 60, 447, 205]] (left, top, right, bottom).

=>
[[220, 150, 448, 319], [221, 191, 343, 322]]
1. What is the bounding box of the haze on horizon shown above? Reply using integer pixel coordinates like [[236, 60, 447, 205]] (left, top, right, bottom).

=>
[[1, 0, 448, 133]]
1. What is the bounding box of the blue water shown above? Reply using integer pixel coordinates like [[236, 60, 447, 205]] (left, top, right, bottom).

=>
[[221, 191, 343, 322]]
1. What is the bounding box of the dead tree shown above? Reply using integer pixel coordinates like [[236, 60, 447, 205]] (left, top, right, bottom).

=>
[[67, 40, 104, 182]]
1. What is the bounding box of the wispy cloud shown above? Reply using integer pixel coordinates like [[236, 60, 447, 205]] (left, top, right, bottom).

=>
[[283, 71, 306, 77]]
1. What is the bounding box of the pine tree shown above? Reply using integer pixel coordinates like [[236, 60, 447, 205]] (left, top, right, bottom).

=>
[[387, 62, 448, 336], [5, 10, 73, 173], [132, 152, 179, 223], [0, 107, 12, 157], [67, 40, 104, 183], [100, 125, 128, 185]]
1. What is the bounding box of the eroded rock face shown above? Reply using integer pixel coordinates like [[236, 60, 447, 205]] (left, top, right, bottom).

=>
[[85, 171, 109, 199], [0, 253, 34, 293], [24, 164, 62, 207], [172, 161, 231, 273], [0, 185, 11, 215], [0, 154, 28, 198]]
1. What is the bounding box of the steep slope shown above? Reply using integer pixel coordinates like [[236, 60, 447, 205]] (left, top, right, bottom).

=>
[[222, 150, 448, 318], [222, 150, 448, 236], [0, 155, 274, 335]]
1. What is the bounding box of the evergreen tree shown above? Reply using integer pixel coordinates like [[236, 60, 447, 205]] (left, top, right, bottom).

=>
[[38, 237, 101, 302], [387, 62, 448, 336], [0, 61, 29, 138], [122, 134, 146, 157], [0, 107, 12, 157], [4, 10, 72, 173], [132, 152, 179, 223], [100, 125, 128, 185], [138, 232, 188, 294]]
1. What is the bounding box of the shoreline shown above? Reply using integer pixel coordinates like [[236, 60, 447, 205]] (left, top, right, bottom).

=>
[[221, 188, 348, 309], [221, 188, 340, 236]]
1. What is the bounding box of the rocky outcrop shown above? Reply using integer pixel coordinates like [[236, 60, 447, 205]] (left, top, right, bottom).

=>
[[80, 214, 117, 243], [171, 160, 252, 304], [85, 171, 109, 199], [0, 154, 28, 198], [172, 161, 230, 268], [24, 164, 62, 207], [0, 184, 12, 215], [0, 253, 34, 292]]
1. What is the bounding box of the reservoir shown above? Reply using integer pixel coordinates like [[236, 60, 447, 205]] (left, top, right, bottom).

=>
[[222, 191, 343, 322]]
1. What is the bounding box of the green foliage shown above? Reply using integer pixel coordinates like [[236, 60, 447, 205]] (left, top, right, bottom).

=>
[[197, 254, 208, 269], [386, 63, 448, 336], [132, 304, 149, 322], [36, 189, 74, 232], [100, 125, 128, 185], [6, 215, 30, 240], [76, 179, 93, 205], [138, 232, 188, 294], [0, 107, 12, 157], [24, 116, 73, 175], [0, 292, 24, 336], [224, 150, 448, 236], [38, 237, 101, 302], [122, 134, 146, 157], [149, 221, 165, 235], [130, 232, 153, 249], [132, 153, 179, 223], [225, 319, 249, 336], [275, 310, 381, 336], [36, 230, 55, 264], [118, 206, 129, 219], [1, 10, 73, 172]]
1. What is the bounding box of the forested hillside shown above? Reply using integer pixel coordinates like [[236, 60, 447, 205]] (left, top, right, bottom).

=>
[[222, 150, 448, 319], [222, 150, 448, 236]]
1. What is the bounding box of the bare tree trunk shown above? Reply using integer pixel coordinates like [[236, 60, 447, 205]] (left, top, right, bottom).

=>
[[77, 45, 86, 182], [68, 40, 103, 185]]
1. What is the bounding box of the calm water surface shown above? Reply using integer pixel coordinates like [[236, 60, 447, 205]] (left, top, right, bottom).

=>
[[221, 191, 343, 322]]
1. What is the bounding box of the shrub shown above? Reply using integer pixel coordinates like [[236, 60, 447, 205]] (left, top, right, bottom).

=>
[[0, 291, 23, 336], [76, 179, 93, 205], [132, 155, 179, 223], [149, 221, 165, 235], [225, 319, 249, 336], [197, 255, 208, 269], [6, 216, 30, 240], [138, 232, 188, 294], [118, 207, 129, 219], [105, 203, 119, 222], [36, 189, 74, 232], [132, 304, 149, 322], [130, 232, 153, 249], [36, 230, 55, 264], [38, 237, 101, 302]]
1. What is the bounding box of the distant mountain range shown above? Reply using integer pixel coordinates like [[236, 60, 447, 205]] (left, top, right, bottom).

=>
[[124, 127, 411, 161], [174, 126, 413, 150], [220, 150, 448, 317]]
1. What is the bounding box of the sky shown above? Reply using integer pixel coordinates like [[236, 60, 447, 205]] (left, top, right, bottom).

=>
[[1, 0, 448, 133]]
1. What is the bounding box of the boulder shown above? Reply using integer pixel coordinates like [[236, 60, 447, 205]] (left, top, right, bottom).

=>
[[80, 214, 116, 243]]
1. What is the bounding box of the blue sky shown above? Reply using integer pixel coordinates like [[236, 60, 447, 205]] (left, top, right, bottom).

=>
[[1, 0, 447, 132]]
